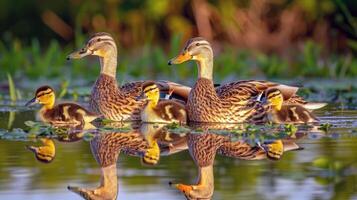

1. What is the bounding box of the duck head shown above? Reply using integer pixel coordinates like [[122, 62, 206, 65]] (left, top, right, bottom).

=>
[[263, 88, 284, 111], [67, 32, 117, 60], [137, 81, 160, 105], [67, 32, 118, 77], [26, 85, 55, 109], [168, 37, 214, 80]]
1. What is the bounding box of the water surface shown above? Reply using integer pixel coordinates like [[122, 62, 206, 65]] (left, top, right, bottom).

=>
[[0, 102, 357, 200]]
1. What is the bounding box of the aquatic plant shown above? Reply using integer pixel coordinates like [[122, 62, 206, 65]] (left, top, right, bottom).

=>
[[7, 73, 16, 102]]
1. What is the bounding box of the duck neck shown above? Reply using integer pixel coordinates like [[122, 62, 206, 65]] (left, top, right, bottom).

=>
[[101, 164, 118, 189], [197, 165, 214, 185], [148, 96, 159, 108], [197, 55, 213, 80], [99, 50, 117, 78]]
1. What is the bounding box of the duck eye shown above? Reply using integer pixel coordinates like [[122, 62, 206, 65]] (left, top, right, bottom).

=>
[[97, 38, 101, 42], [196, 43, 200, 46]]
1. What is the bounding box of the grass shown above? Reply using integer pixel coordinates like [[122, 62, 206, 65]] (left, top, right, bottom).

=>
[[7, 73, 16, 102]]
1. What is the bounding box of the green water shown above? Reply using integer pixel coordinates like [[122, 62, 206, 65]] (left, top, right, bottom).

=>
[[0, 102, 357, 200]]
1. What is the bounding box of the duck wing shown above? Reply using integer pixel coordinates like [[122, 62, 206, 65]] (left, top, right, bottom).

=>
[[121, 80, 191, 102], [156, 81, 191, 102], [120, 81, 144, 97], [216, 80, 299, 102]]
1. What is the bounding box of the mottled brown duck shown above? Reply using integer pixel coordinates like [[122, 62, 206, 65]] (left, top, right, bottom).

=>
[[168, 37, 326, 123], [67, 32, 190, 121]]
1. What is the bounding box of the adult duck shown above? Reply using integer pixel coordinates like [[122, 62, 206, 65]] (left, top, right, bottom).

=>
[[168, 37, 325, 123], [67, 32, 190, 121]]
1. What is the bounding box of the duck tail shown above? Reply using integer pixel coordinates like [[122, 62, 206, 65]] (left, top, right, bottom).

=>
[[156, 81, 191, 102]]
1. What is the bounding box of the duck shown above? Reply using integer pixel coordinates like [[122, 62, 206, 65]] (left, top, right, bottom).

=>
[[138, 81, 187, 124], [67, 32, 191, 121], [26, 138, 56, 163], [25, 85, 100, 125], [263, 88, 319, 123], [168, 37, 326, 123]]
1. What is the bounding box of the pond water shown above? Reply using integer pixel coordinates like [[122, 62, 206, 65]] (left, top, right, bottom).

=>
[[0, 102, 357, 200]]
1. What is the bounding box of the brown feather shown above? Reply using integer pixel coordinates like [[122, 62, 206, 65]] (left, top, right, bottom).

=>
[[42, 102, 100, 124], [153, 100, 187, 123], [90, 75, 190, 121], [270, 104, 318, 123]]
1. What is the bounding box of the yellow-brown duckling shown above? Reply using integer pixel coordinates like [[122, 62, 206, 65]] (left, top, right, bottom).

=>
[[26, 86, 100, 125], [264, 88, 318, 123], [139, 82, 187, 124], [27, 138, 55, 163]]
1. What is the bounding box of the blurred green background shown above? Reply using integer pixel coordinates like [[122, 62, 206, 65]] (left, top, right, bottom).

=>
[[0, 0, 356, 85]]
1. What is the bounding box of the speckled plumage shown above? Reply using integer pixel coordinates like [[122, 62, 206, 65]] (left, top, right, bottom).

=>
[[187, 78, 272, 123], [90, 74, 145, 121]]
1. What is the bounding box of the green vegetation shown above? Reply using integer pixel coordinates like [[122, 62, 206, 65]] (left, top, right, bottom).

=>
[[0, 37, 356, 84], [0, 0, 356, 85]]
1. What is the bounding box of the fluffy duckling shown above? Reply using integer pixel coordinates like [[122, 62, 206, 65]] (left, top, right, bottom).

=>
[[27, 138, 56, 163], [264, 88, 318, 123], [26, 86, 100, 125], [139, 82, 187, 124]]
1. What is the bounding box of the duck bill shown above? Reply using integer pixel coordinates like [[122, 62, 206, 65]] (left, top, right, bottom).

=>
[[66, 47, 92, 60], [25, 97, 38, 107], [26, 145, 37, 153], [168, 51, 192, 65]]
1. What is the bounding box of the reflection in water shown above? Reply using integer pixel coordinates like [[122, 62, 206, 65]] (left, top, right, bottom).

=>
[[67, 123, 188, 200], [170, 124, 302, 200], [26, 123, 97, 163], [24, 122, 302, 200], [27, 138, 56, 163], [2, 106, 357, 200]]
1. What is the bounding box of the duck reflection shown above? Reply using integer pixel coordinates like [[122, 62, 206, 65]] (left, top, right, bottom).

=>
[[26, 123, 96, 163], [27, 138, 56, 163], [171, 123, 303, 200], [68, 122, 188, 200]]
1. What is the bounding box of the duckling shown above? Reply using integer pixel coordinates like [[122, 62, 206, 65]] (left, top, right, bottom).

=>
[[25, 86, 100, 125], [67, 32, 191, 121], [168, 37, 326, 123], [26, 138, 55, 163], [139, 82, 187, 124], [263, 88, 319, 123]]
